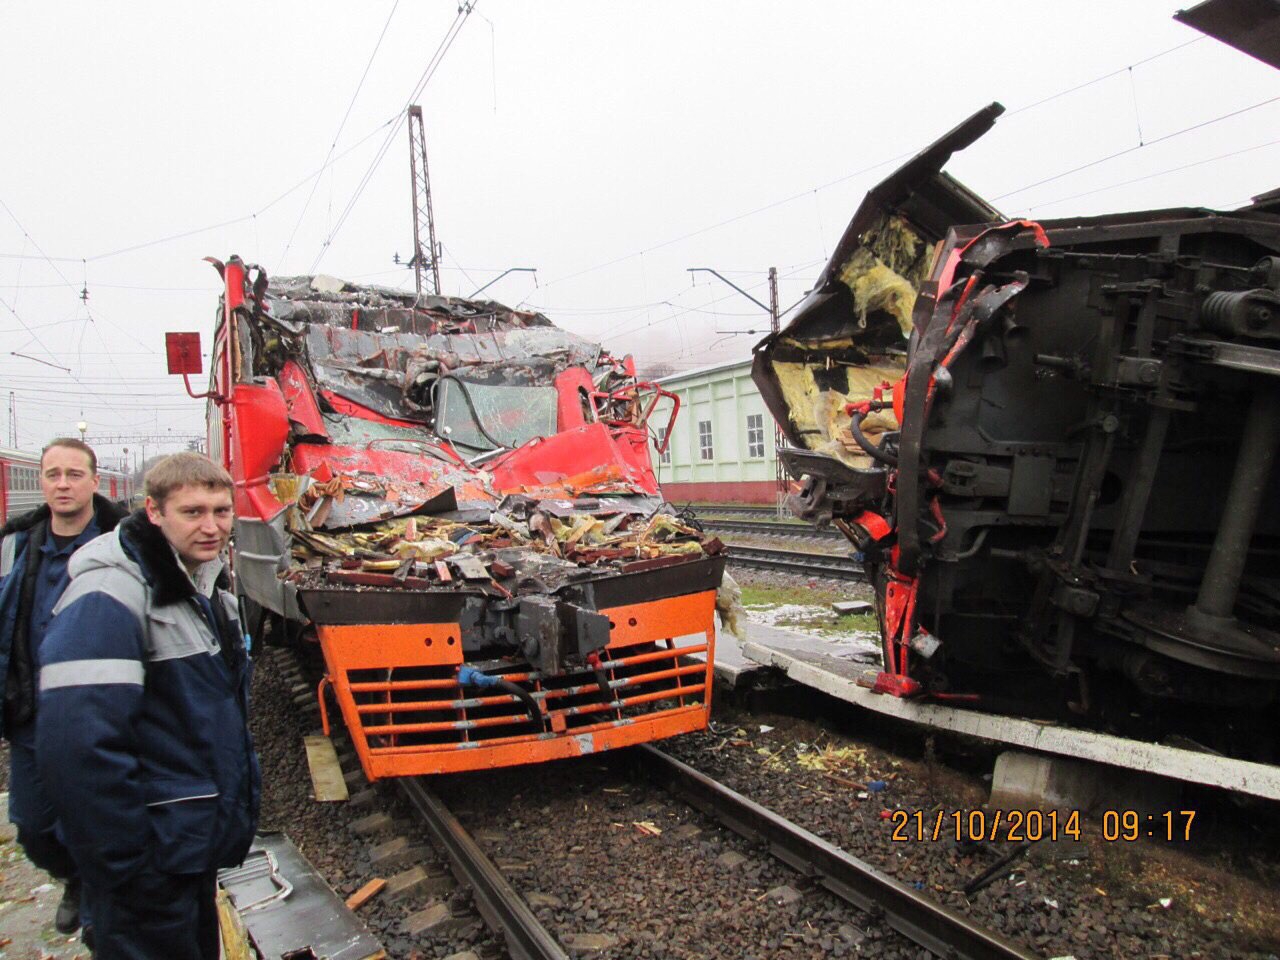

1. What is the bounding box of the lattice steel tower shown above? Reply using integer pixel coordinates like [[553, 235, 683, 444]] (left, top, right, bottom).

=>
[[407, 105, 442, 296]]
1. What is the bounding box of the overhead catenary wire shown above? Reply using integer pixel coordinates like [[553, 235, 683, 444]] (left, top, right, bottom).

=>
[[308, 3, 478, 275], [1024, 137, 1280, 212], [1004, 36, 1204, 118], [995, 95, 1280, 203], [0, 30, 1238, 278], [598, 259, 820, 345], [519, 37, 1215, 297], [279, 0, 401, 271], [0, 294, 136, 429]]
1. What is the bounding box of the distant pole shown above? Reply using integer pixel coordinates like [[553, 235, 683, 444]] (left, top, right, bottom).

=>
[[767, 266, 786, 509], [6, 391, 15, 448], [686, 265, 787, 513], [407, 105, 442, 297]]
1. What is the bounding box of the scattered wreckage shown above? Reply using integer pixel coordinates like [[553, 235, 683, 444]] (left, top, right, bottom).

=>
[[753, 103, 1280, 755], [173, 261, 731, 777]]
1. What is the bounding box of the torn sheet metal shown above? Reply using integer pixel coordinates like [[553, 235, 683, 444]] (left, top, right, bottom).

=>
[[749, 94, 1280, 762], [751, 103, 1005, 473], [1174, 0, 1280, 70], [220, 266, 722, 677]]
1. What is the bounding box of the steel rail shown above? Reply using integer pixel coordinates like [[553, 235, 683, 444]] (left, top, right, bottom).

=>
[[635, 745, 1043, 960], [727, 545, 865, 580], [704, 518, 845, 541], [686, 503, 780, 517], [399, 778, 569, 960]]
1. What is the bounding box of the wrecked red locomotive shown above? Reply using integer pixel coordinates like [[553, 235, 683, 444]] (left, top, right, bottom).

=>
[[171, 259, 727, 778], [753, 104, 1280, 756]]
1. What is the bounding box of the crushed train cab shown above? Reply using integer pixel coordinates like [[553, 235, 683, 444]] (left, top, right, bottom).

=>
[[753, 104, 1280, 753], [174, 261, 726, 778]]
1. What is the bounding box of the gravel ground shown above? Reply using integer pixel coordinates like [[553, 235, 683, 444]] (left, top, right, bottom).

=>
[[724, 564, 864, 596], [245, 571, 1280, 960], [436, 757, 930, 960], [662, 709, 1280, 960]]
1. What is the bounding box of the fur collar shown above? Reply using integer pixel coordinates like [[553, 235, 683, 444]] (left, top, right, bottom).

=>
[[0, 493, 126, 538], [118, 509, 229, 607]]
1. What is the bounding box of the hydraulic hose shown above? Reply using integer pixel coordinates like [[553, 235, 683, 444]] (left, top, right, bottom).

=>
[[850, 404, 899, 467], [457, 666, 545, 729]]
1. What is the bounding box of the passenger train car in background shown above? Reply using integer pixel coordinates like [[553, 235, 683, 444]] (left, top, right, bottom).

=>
[[0, 447, 133, 524], [169, 258, 726, 779]]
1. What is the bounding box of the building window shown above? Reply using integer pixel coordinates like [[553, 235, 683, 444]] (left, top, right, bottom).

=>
[[698, 420, 714, 461], [656, 427, 671, 465], [747, 413, 765, 459]]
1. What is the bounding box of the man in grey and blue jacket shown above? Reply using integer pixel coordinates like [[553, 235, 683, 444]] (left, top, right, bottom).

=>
[[37, 452, 259, 960], [0, 438, 124, 936]]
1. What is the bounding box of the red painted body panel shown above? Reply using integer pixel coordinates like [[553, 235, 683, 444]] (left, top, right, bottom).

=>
[[277, 360, 329, 439], [229, 380, 290, 519], [553, 367, 593, 430], [319, 389, 423, 430], [488, 421, 658, 496], [194, 257, 722, 779]]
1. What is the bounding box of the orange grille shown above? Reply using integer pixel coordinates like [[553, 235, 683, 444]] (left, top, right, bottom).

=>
[[317, 590, 717, 777]]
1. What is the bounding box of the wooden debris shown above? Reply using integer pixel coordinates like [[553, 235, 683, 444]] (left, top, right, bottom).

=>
[[345, 877, 387, 910], [304, 735, 350, 802]]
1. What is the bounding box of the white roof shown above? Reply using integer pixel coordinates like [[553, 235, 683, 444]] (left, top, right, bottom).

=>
[[654, 356, 753, 386]]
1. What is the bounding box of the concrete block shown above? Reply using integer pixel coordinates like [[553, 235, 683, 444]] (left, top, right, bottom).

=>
[[526, 891, 563, 909], [764, 884, 803, 905], [404, 901, 468, 937], [342, 767, 366, 789], [716, 850, 748, 870], [669, 823, 702, 841], [386, 865, 435, 901], [368, 836, 426, 871], [444, 953, 479, 960], [990, 750, 1180, 814], [562, 933, 619, 955], [832, 600, 873, 615], [348, 788, 378, 808], [349, 812, 395, 837]]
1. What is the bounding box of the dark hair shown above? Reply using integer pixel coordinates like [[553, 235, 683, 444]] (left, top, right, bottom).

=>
[[41, 438, 97, 474], [144, 452, 233, 508]]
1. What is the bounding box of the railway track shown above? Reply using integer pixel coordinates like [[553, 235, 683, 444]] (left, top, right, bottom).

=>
[[726, 544, 864, 580], [401, 747, 1040, 960], [682, 503, 783, 517], [702, 518, 845, 541]]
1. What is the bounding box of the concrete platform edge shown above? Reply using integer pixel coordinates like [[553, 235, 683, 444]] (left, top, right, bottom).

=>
[[740, 639, 1280, 802]]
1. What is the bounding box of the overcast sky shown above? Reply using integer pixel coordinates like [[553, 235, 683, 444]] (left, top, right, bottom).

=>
[[2, 1, 1277, 471]]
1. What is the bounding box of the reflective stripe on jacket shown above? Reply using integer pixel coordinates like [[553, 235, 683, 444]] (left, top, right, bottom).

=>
[[35, 510, 260, 891]]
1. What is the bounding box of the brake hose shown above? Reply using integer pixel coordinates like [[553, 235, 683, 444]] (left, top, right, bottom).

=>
[[458, 665, 545, 729], [850, 403, 899, 467]]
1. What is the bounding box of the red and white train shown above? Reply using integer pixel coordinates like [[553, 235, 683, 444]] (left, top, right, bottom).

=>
[[0, 447, 134, 524]]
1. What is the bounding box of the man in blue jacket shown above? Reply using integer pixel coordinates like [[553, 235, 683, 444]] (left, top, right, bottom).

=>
[[0, 438, 124, 936], [37, 452, 259, 960]]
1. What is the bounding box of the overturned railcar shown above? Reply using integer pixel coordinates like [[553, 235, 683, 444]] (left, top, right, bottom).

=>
[[753, 105, 1280, 752], [195, 259, 724, 778]]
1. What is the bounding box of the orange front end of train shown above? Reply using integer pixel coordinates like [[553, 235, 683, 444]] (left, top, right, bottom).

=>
[[180, 257, 725, 779]]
